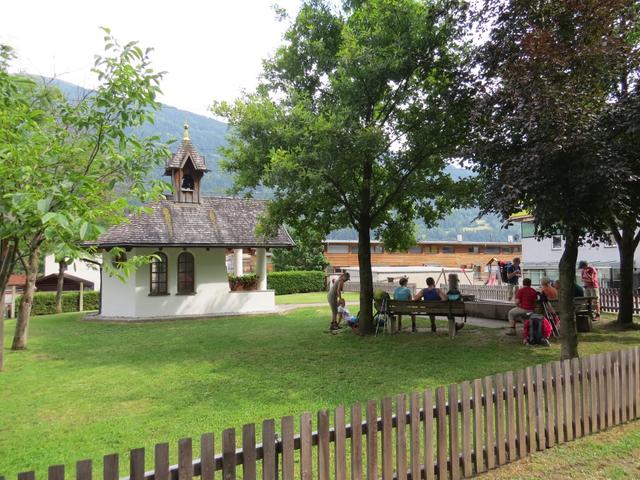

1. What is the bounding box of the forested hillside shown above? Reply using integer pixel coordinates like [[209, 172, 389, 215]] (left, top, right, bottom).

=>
[[48, 77, 517, 241]]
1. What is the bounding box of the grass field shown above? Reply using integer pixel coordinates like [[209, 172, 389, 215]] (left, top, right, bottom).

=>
[[0, 309, 639, 478], [274, 291, 359, 304]]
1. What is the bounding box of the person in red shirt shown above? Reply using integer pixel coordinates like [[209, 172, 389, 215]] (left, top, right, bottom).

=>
[[579, 260, 601, 319], [506, 278, 538, 336]]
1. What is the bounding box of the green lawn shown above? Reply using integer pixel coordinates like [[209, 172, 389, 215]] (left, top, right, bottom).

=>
[[0, 310, 639, 479], [274, 291, 359, 304], [478, 422, 640, 479]]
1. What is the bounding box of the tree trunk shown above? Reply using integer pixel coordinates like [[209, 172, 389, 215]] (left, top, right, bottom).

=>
[[616, 223, 638, 326], [0, 238, 18, 371], [0, 289, 4, 372], [559, 229, 579, 360], [357, 219, 374, 335], [12, 246, 40, 350], [54, 260, 67, 314]]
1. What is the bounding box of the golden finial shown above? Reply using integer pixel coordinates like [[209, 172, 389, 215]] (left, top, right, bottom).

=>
[[183, 121, 190, 141]]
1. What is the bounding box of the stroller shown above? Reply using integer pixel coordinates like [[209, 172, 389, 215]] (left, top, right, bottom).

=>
[[538, 292, 560, 337], [373, 291, 393, 336]]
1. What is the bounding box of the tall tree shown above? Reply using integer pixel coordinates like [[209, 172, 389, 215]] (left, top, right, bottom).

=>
[[471, 0, 632, 359], [215, 0, 473, 333], [1, 31, 169, 355], [271, 228, 329, 272]]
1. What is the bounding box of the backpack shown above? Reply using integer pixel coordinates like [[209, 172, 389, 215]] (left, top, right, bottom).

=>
[[498, 261, 511, 283], [528, 314, 545, 345]]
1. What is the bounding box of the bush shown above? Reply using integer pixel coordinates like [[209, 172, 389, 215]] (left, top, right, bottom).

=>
[[267, 270, 325, 295], [228, 273, 258, 291], [16, 290, 100, 315]]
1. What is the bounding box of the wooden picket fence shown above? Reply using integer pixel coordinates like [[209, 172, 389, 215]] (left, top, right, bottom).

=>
[[3, 347, 640, 480], [456, 285, 512, 302], [599, 288, 640, 314]]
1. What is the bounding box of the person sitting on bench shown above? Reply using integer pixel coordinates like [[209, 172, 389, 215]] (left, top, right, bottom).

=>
[[506, 278, 537, 336], [413, 277, 446, 332], [393, 276, 414, 331], [446, 273, 465, 332]]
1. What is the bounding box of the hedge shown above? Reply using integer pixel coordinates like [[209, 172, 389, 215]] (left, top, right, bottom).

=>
[[16, 290, 100, 316], [267, 270, 325, 295]]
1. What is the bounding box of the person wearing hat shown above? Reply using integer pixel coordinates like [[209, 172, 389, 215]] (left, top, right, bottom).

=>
[[579, 260, 601, 320]]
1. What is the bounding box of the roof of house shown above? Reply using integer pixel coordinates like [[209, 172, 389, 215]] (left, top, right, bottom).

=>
[[323, 239, 521, 247], [7, 274, 26, 286], [164, 139, 208, 174], [36, 273, 95, 289], [91, 197, 294, 248]]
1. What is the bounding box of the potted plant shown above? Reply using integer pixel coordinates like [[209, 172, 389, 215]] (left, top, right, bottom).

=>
[[228, 273, 258, 291]]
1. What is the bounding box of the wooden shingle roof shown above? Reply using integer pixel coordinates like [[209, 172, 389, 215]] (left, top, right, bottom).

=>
[[164, 139, 208, 174], [92, 197, 294, 248]]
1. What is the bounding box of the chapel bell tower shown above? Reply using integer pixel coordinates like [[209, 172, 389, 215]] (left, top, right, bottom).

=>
[[164, 123, 208, 203]]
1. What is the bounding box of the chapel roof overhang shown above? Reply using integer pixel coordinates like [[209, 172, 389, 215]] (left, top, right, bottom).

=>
[[89, 197, 295, 249]]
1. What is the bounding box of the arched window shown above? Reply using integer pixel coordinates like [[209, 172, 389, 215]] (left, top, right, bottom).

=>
[[181, 174, 194, 191], [177, 252, 195, 294], [150, 252, 168, 295]]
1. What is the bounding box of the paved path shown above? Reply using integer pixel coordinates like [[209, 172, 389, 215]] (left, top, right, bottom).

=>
[[276, 303, 507, 329]]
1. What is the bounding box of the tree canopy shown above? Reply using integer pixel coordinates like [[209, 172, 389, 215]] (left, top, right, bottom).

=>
[[0, 31, 170, 363], [215, 0, 474, 332], [470, 0, 638, 358]]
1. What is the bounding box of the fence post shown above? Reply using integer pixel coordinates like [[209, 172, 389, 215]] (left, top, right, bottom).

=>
[[396, 395, 408, 480], [299, 413, 313, 480], [423, 390, 435, 480], [365, 400, 378, 480], [317, 412, 330, 480], [222, 429, 236, 480], [483, 376, 496, 470], [494, 374, 506, 465], [76, 460, 91, 480], [435, 387, 448, 479], [79, 282, 84, 312], [351, 404, 363, 480], [409, 393, 421, 479], [242, 424, 257, 480], [381, 397, 393, 480], [130, 448, 145, 480], [178, 438, 193, 480], [448, 384, 460, 479], [553, 362, 565, 444], [281, 417, 296, 480], [154, 444, 170, 480], [103, 454, 118, 480], [473, 379, 486, 474], [460, 382, 472, 477], [48, 466, 64, 480], [200, 433, 215, 480], [333, 407, 346, 480]]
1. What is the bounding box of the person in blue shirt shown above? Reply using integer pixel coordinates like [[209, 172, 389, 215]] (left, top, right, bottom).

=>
[[413, 277, 446, 332], [393, 276, 414, 331]]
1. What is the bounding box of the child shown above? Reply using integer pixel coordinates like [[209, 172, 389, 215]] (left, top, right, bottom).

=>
[[337, 298, 358, 328]]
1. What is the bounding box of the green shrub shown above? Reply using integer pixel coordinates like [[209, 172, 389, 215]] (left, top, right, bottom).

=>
[[267, 270, 325, 295], [228, 273, 258, 291], [16, 290, 100, 315]]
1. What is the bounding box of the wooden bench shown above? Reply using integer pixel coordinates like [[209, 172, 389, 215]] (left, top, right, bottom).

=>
[[537, 296, 596, 332], [386, 300, 466, 338]]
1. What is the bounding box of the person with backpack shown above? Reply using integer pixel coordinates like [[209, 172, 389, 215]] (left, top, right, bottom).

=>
[[522, 312, 552, 346], [505, 257, 522, 301]]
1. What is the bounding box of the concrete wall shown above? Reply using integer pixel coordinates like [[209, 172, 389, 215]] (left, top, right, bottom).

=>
[[100, 248, 275, 318], [44, 254, 102, 290]]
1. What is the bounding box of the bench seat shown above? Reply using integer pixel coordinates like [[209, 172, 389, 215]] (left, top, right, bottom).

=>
[[386, 300, 466, 338]]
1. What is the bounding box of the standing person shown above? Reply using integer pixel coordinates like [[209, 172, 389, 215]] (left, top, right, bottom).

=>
[[413, 277, 446, 332], [328, 272, 350, 331], [506, 257, 522, 301], [506, 278, 538, 336], [393, 276, 414, 331], [579, 260, 601, 320]]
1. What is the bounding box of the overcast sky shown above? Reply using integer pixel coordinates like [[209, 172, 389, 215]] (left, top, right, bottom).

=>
[[0, 0, 303, 116]]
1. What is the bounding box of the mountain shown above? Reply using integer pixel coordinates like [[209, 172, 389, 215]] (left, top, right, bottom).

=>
[[46, 77, 517, 242]]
